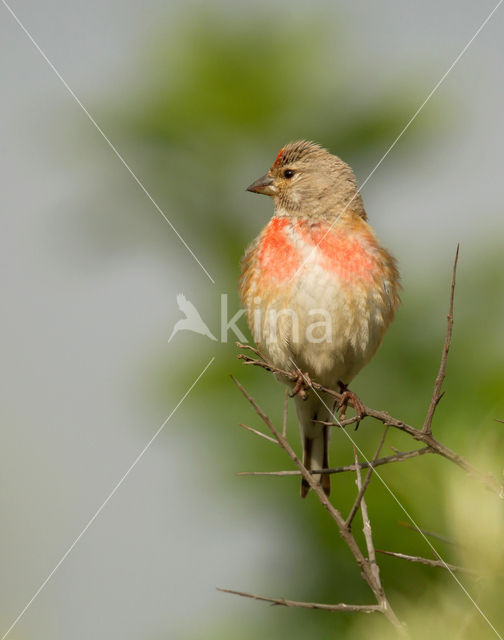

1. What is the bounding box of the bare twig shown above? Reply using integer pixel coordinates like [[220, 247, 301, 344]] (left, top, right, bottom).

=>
[[376, 550, 477, 575], [346, 428, 389, 528], [217, 588, 383, 613], [237, 352, 305, 384], [315, 415, 362, 428], [236, 447, 435, 477], [423, 245, 459, 434], [231, 376, 277, 434], [230, 376, 408, 636], [236, 470, 307, 477], [238, 422, 279, 446], [352, 448, 380, 584], [237, 349, 501, 495], [236, 341, 267, 361]]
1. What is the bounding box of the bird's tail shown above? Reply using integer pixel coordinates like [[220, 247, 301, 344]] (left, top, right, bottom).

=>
[[294, 394, 332, 498], [300, 425, 330, 498]]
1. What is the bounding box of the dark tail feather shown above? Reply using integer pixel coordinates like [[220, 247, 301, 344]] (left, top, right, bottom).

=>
[[321, 425, 331, 496], [300, 426, 330, 498], [300, 437, 312, 498]]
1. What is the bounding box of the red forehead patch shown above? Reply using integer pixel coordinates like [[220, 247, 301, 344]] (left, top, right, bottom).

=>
[[273, 147, 285, 166]]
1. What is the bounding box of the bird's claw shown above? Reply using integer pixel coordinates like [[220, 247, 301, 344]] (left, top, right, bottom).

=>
[[337, 383, 365, 428], [290, 371, 312, 400]]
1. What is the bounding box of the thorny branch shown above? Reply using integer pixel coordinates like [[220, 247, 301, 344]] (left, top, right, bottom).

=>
[[236, 446, 434, 477], [352, 447, 379, 583], [237, 346, 500, 493], [238, 422, 279, 446], [222, 249, 503, 635], [375, 550, 478, 575], [346, 428, 389, 528], [217, 588, 383, 613], [226, 376, 407, 636], [423, 244, 459, 433]]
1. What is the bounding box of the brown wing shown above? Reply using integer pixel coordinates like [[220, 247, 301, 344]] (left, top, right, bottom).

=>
[[238, 236, 260, 315]]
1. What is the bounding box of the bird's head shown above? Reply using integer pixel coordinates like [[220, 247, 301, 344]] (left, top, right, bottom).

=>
[[246, 140, 366, 220]]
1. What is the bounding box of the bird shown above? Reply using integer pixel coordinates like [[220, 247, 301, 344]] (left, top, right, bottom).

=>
[[168, 293, 217, 342], [239, 140, 400, 498]]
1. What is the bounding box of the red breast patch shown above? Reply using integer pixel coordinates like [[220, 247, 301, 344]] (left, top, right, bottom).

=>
[[295, 221, 375, 282], [257, 218, 300, 280]]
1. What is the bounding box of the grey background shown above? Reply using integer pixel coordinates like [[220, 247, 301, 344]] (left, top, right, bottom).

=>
[[1, 1, 503, 638]]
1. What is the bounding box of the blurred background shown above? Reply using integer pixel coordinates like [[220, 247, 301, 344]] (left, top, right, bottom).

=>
[[1, 1, 503, 638]]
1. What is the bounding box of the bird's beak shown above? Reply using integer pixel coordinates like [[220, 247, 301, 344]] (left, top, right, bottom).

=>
[[246, 174, 276, 196]]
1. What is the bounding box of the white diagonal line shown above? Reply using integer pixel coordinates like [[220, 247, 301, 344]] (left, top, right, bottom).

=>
[[356, 0, 503, 197], [296, 363, 503, 639], [0, 356, 215, 640], [290, 0, 503, 283], [1, 0, 215, 285]]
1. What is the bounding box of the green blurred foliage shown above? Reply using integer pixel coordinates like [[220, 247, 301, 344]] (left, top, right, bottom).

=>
[[86, 7, 503, 640], [78, 8, 438, 285]]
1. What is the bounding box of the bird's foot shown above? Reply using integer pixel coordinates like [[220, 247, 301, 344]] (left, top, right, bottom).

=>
[[337, 382, 365, 428], [290, 371, 312, 400]]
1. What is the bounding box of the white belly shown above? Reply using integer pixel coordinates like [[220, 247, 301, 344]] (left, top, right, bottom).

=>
[[253, 261, 390, 387]]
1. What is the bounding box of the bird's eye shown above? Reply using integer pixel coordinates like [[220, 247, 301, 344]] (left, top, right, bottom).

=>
[[283, 169, 295, 179]]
